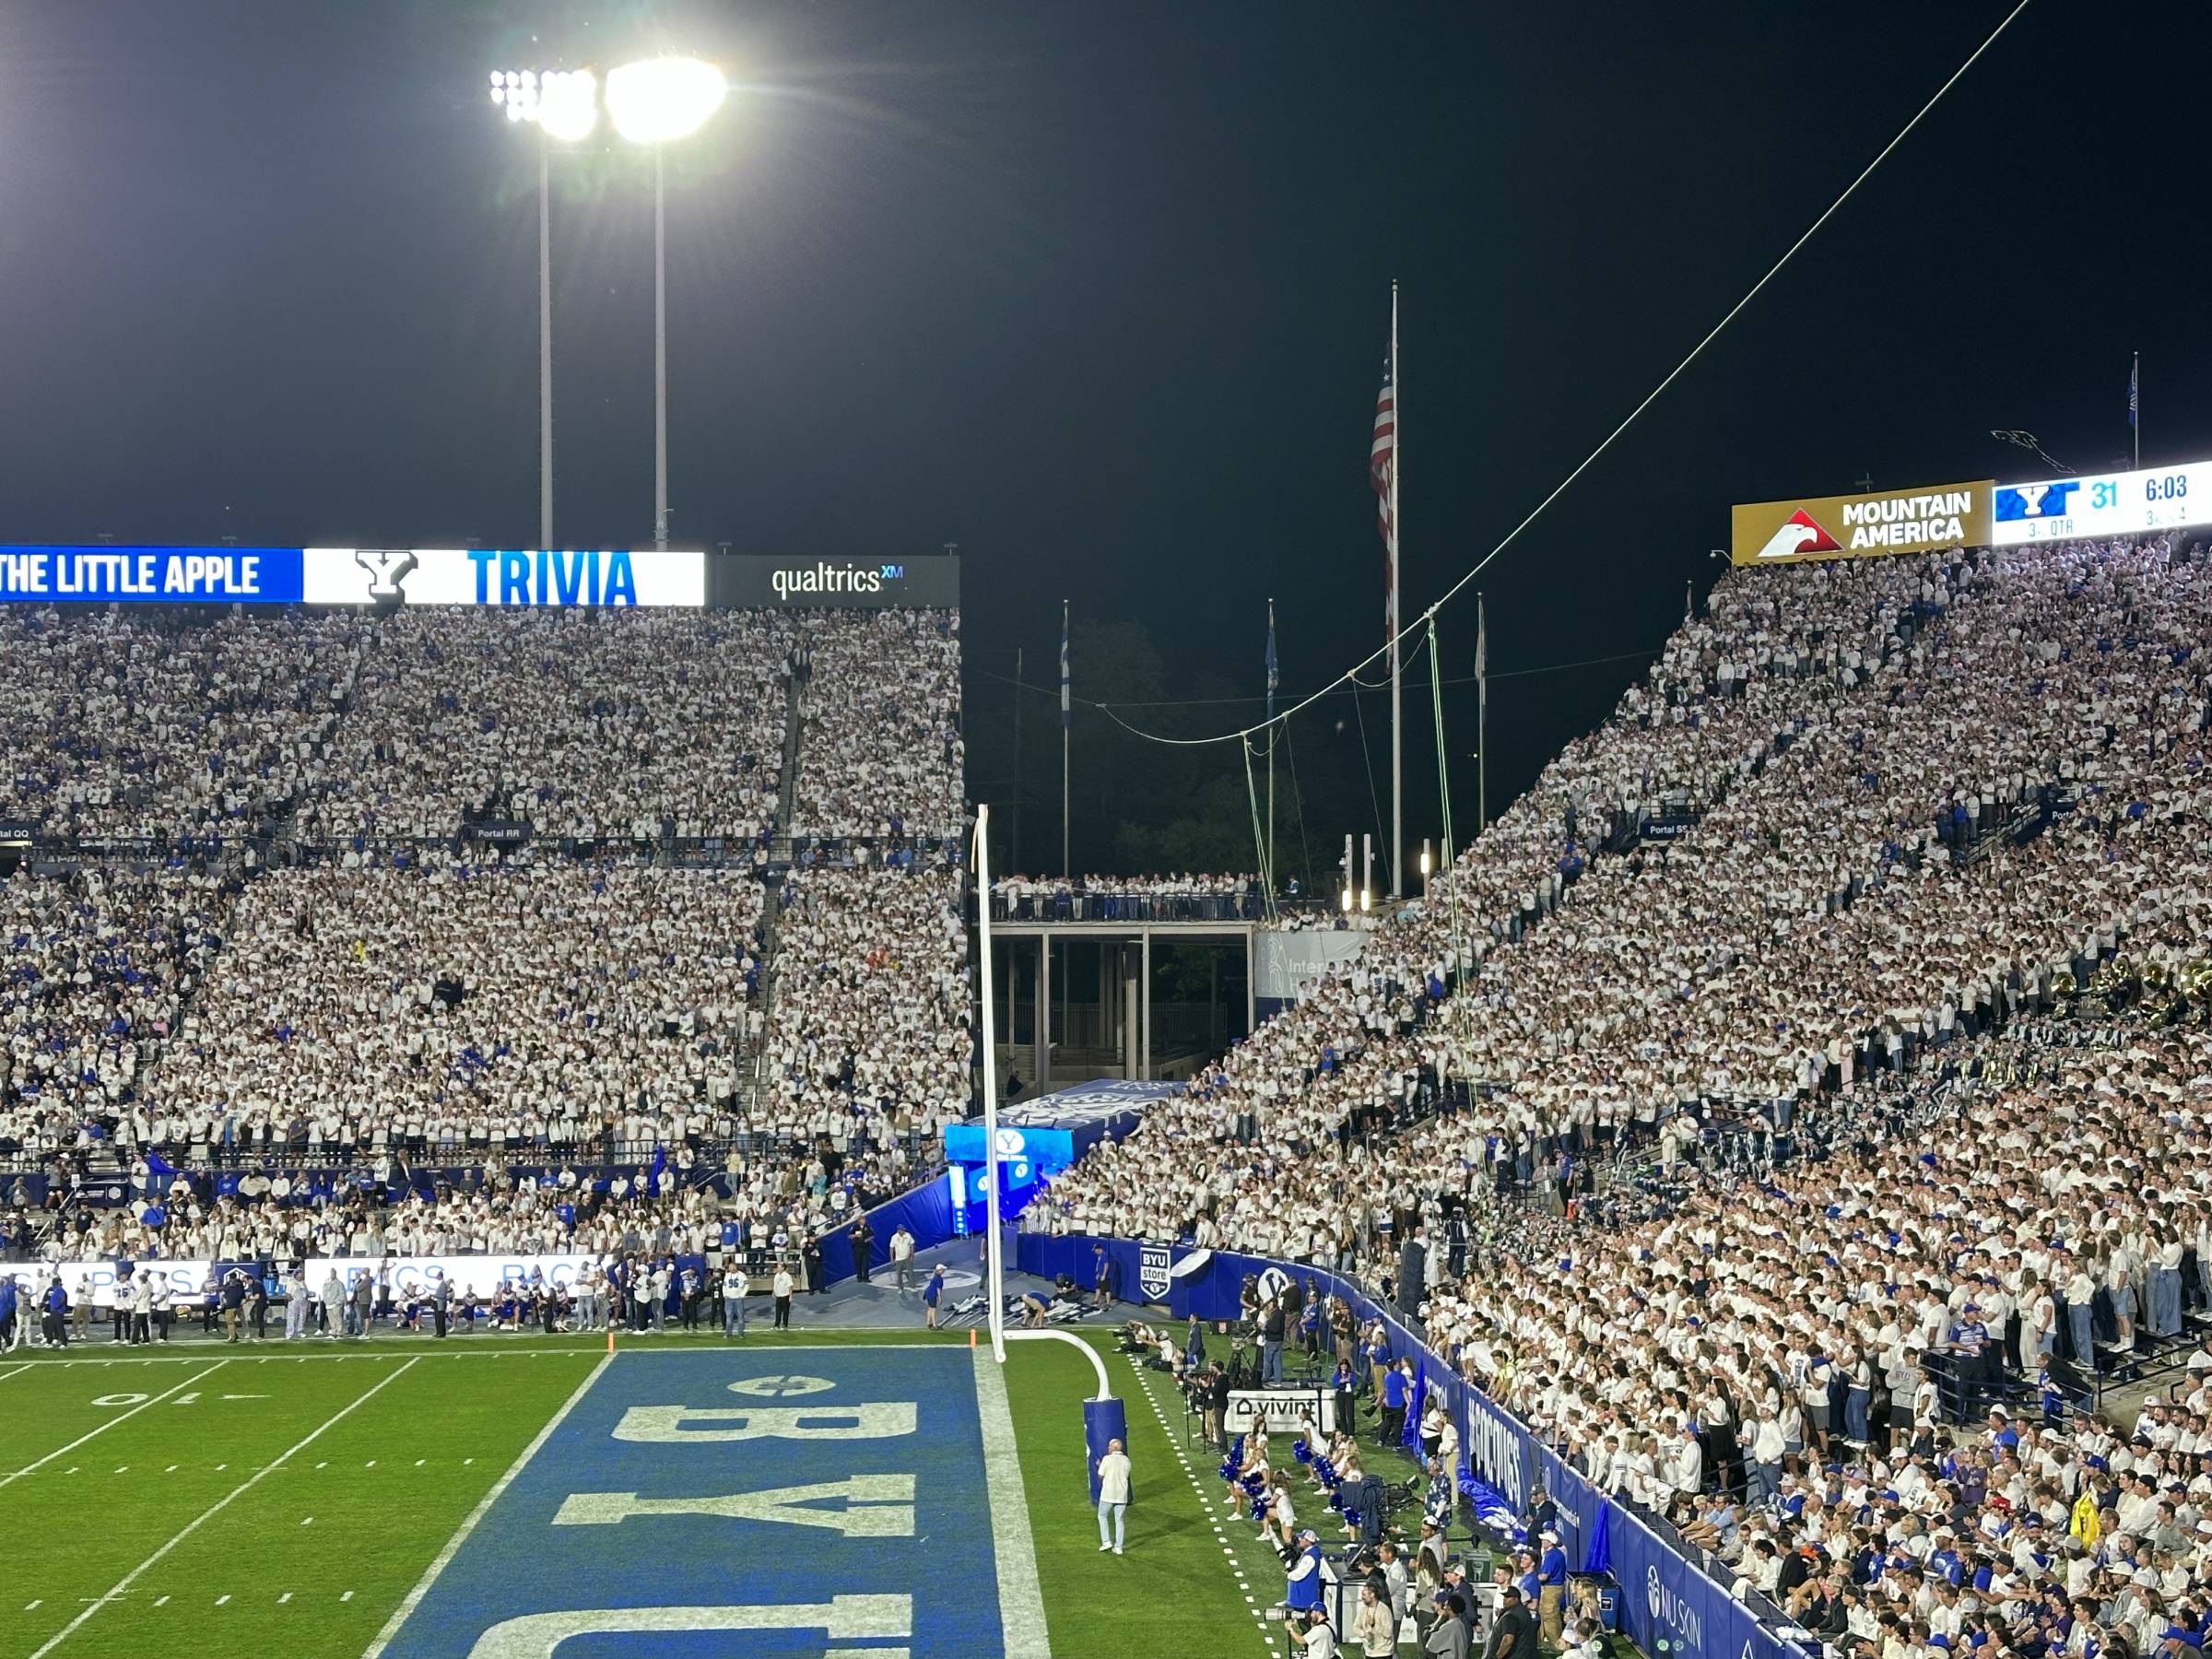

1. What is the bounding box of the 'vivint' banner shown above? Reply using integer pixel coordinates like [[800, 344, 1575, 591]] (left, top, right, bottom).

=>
[[1731, 478, 1994, 566]]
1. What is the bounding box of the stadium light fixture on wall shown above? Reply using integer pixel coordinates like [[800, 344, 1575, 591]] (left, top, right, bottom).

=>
[[604, 56, 729, 552], [488, 66, 598, 553]]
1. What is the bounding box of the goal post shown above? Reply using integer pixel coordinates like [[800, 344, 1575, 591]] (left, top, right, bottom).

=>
[[974, 804, 1006, 1362]]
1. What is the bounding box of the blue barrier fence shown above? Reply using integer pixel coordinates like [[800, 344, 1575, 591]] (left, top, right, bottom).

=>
[[1018, 1232, 1813, 1659], [816, 1173, 959, 1285]]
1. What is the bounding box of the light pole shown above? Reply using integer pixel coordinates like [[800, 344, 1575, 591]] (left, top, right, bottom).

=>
[[489, 68, 598, 550], [606, 57, 727, 550]]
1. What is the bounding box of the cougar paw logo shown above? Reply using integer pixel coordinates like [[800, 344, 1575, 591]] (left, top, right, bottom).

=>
[[356, 548, 420, 601]]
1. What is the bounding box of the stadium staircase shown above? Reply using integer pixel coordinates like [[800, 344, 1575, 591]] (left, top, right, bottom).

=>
[[738, 667, 809, 1108]]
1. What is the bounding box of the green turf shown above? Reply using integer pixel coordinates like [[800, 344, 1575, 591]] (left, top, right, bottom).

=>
[[1000, 1335, 1281, 1659], [0, 1329, 1289, 1658]]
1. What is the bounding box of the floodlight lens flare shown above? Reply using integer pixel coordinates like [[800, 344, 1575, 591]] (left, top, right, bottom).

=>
[[606, 56, 726, 144], [535, 69, 599, 143]]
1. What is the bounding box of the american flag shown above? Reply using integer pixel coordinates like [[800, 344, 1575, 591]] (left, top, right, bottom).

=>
[[1371, 363, 1397, 643]]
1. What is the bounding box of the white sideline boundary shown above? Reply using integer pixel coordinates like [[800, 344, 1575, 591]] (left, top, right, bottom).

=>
[[27, 1356, 419, 1658], [360, 1350, 615, 1658], [3, 1340, 943, 1368], [971, 1344, 1052, 1657], [0, 1360, 229, 1489]]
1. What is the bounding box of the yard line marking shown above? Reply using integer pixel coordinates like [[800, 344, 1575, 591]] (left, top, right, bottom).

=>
[[152, 1597, 168, 1607], [26, 1357, 419, 1659], [361, 1351, 613, 1659], [0, 1340, 934, 1368], [342, 1591, 354, 1603], [277, 1593, 292, 1604], [24, 1600, 40, 1611], [971, 1347, 1050, 1659], [0, 1363, 227, 1488], [215, 1594, 229, 1606], [0, 1362, 31, 1383]]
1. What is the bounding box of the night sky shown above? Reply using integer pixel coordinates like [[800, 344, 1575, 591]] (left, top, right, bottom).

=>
[[1, 1, 2205, 881]]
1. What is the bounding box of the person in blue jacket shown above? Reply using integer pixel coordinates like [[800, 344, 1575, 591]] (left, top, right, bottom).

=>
[[0, 1274, 17, 1350], [1284, 1528, 1325, 1615], [923, 1265, 945, 1329], [1537, 1527, 1571, 1646]]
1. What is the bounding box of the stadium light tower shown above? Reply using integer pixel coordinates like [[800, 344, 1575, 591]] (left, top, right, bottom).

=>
[[606, 57, 728, 550], [489, 68, 599, 550]]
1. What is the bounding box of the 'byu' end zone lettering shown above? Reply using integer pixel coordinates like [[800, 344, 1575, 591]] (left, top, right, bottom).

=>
[[551, 1474, 916, 1535], [465, 1593, 912, 1659], [612, 1402, 916, 1441], [379, 1347, 1006, 1657]]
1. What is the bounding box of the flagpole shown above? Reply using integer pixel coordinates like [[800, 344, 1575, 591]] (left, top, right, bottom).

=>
[[1389, 282, 1403, 900], [1477, 590, 1488, 832], [1060, 599, 1071, 879]]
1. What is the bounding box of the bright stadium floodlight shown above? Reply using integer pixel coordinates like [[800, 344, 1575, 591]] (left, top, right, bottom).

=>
[[605, 56, 726, 145], [535, 69, 600, 143], [606, 56, 729, 550]]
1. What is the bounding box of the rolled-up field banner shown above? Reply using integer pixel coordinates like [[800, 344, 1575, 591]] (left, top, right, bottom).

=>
[[1084, 1395, 1129, 1505]]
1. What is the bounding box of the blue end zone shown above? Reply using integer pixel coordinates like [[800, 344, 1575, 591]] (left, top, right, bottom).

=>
[[381, 1347, 1002, 1657]]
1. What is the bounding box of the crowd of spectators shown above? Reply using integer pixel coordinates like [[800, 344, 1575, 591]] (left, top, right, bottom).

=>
[[756, 862, 971, 1155], [787, 607, 963, 841], [1029, 532, 2212, 1656], [0, 607, 359, 841], [990, 871, 1266, 921], [1037, 536, 2212, 1268], [0, 865, 234, 1167], [129, 853, 768, 1161], [296, 608, 797, 843]]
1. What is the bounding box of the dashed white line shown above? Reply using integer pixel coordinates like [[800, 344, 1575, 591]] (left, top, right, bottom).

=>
[[0, 1361, 228, 1490], [25, 1357, 420, 1659], [215, 1594, 230, 1606]]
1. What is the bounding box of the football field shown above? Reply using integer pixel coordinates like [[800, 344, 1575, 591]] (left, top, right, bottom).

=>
[[0, 1330, 1288, 1658]]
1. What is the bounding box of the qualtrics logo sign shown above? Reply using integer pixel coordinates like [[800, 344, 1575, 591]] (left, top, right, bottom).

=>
[[770, 561, 905, 601]]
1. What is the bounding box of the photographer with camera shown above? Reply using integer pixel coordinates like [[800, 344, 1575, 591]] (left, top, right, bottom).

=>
[[1291, 1604, 1337, 1657]]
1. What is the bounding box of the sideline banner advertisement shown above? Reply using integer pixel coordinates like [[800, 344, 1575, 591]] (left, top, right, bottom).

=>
[[1223, 1386, 1336, 1436], [2, 1253, 600, 1311], [1730, 479, 1992, 565]]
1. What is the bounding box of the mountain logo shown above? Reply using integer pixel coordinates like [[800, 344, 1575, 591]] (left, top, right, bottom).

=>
[[1755, 508, 1843, 561]]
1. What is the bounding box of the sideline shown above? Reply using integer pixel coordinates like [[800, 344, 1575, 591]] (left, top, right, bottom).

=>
[[973, 1345, 1053, 1658], [360, 1350, 615, 1658], [0, 1361, 229, 1490], [28, 1356, 421, 1658]]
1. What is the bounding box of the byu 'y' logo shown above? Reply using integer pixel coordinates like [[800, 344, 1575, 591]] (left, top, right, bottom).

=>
[[355, 548, 419, 602]]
